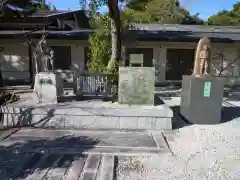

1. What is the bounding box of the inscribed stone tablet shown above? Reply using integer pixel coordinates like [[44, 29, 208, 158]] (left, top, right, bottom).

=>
[[129, 54, 144, 64], [118, 67, 155, 105]]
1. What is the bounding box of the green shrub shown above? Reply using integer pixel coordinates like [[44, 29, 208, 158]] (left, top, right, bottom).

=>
[[88, 32, 111, 73]]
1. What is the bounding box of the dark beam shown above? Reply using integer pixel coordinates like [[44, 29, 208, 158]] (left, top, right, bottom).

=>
[[28, 44, 34, 89]]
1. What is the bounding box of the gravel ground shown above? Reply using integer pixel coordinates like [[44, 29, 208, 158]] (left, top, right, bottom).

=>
[[117, 95, 240, 180], [117, 121, 240, 180]]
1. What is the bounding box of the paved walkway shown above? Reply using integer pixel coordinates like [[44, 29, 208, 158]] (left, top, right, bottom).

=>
[[0, 128, 170, 180], [0, 152, 114, 180]]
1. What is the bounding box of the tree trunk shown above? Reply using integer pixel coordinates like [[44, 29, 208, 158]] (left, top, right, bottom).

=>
[[0, 68, 3, 87], [107, 0, 122, 71]]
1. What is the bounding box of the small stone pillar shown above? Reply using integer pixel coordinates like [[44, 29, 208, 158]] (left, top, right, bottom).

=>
[[33, 72, 63, 104], [180, 75, 225, 124]]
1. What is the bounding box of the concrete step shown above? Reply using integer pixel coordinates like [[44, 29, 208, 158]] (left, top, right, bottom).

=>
[[0, 128, 171, 156], [1, 100, 173, 131]]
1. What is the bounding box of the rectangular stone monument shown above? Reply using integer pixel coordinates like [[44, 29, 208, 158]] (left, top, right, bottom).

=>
[[118, 67, 155, 105], [180, 75, 225, 124], [33, 72, 63, 103]]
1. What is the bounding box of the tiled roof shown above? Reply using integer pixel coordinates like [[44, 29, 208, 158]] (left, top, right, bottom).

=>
[[126, 24, 240, 42], [29, 10, 68, 17], [130, 24, 240, 34], [29, 9, 85, 17], [1, 23, 240, 42]]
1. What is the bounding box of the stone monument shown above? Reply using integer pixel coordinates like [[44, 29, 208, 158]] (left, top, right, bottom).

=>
[[118, 52, 155, 105], [33, 72, 63, 103], [180, 37, 225, 124], [32, 39, 63, 103], [118, 67, 155, 105]]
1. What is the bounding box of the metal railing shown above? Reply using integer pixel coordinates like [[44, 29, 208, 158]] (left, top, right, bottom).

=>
[[73, 72, 117, 97]]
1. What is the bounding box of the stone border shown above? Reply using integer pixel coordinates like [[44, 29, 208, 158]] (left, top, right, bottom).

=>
[[2, 113, 172, 131]]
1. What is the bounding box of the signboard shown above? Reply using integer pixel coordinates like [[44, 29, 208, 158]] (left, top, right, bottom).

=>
[[204, 81, 211, 97], [129, 54, 144, 64], [39, 78, 53, 84]]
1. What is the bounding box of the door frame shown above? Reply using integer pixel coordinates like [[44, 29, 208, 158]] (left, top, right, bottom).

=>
[[165, 48, 195, 80]]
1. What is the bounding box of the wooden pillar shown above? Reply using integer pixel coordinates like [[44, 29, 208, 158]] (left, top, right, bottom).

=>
[[28, 45, 34, 89], [0, 47, 3, 87], [0, 66, 3, 87]]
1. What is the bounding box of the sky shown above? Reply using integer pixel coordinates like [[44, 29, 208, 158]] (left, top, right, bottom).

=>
[[46, 0, 239, 20]]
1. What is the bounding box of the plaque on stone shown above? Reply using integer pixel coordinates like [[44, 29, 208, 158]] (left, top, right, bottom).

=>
[[130, 54, 143, 66], [118, 67, 155, 105]]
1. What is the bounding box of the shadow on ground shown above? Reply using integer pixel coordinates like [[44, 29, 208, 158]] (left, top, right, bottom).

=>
[[221, 106, 240, 123], [1, 107, 57, 129], [154, 95, 165, 105], [170, 105, 240, 129], [0, 132, 99, 179], [170, 106, 192, 130]]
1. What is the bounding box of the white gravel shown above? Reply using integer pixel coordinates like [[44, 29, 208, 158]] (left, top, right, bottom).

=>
[[117, 117, 240, 180]]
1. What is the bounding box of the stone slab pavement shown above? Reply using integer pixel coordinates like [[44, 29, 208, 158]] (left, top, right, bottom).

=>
[[0, 128, 171, 180]]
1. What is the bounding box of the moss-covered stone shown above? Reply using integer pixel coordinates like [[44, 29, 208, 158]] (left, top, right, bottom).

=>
[[118, 67, 155, 105]]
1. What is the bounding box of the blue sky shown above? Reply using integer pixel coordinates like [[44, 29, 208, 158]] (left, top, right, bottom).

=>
[[47, 0, 239, 20]]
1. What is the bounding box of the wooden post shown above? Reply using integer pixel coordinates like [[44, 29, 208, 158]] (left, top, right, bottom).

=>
[[29, 45, 34, 89], [0, 65, 3, 87]]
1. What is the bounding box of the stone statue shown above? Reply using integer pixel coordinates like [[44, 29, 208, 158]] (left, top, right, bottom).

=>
[[193, 37, 212, 76], [42, 40, 54, 72], [31, 33, 55, 73]]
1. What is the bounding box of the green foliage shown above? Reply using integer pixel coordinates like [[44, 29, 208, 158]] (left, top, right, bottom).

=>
[[123, 0, 204, 24], [208, 2, 240, 25], [88, 10, 111, 73], [39, 0, 56, 10], [0, 0, 43, 18], [88, 32, 111, 72]]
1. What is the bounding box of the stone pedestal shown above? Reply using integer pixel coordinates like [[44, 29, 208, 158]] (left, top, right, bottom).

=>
[[33, 72, 63, 103], [118, 67, 155, 105], [180, 75, 225, 124]]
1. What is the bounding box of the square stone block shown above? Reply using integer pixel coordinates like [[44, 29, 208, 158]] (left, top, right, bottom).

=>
[[155, 117, 172, 130], [119, 117, 138, 129], [118, 67, 155, 105], [33, 72, 63, 104], [180, 75, 225, 124]]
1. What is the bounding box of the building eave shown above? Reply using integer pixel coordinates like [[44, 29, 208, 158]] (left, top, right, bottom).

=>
[[0, 29, 96, 40], [124, 30, 240, 42]]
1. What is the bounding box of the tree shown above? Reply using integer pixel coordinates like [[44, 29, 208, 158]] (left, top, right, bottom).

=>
[[39, 0, 57, 11], [106, 0, 122, 71], [80, 0, 153, 74], [0, 0, 43, 18], [88, 9, 111, 73], [123, 0, 204, 24], [208, 2, 240, 25]]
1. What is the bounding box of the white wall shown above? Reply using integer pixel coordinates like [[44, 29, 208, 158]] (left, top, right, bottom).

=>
[[124, 41, 240, 82], [1, 38, 239, 84], [0, 40, 29, 80], [0, 39, 88, 82]]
